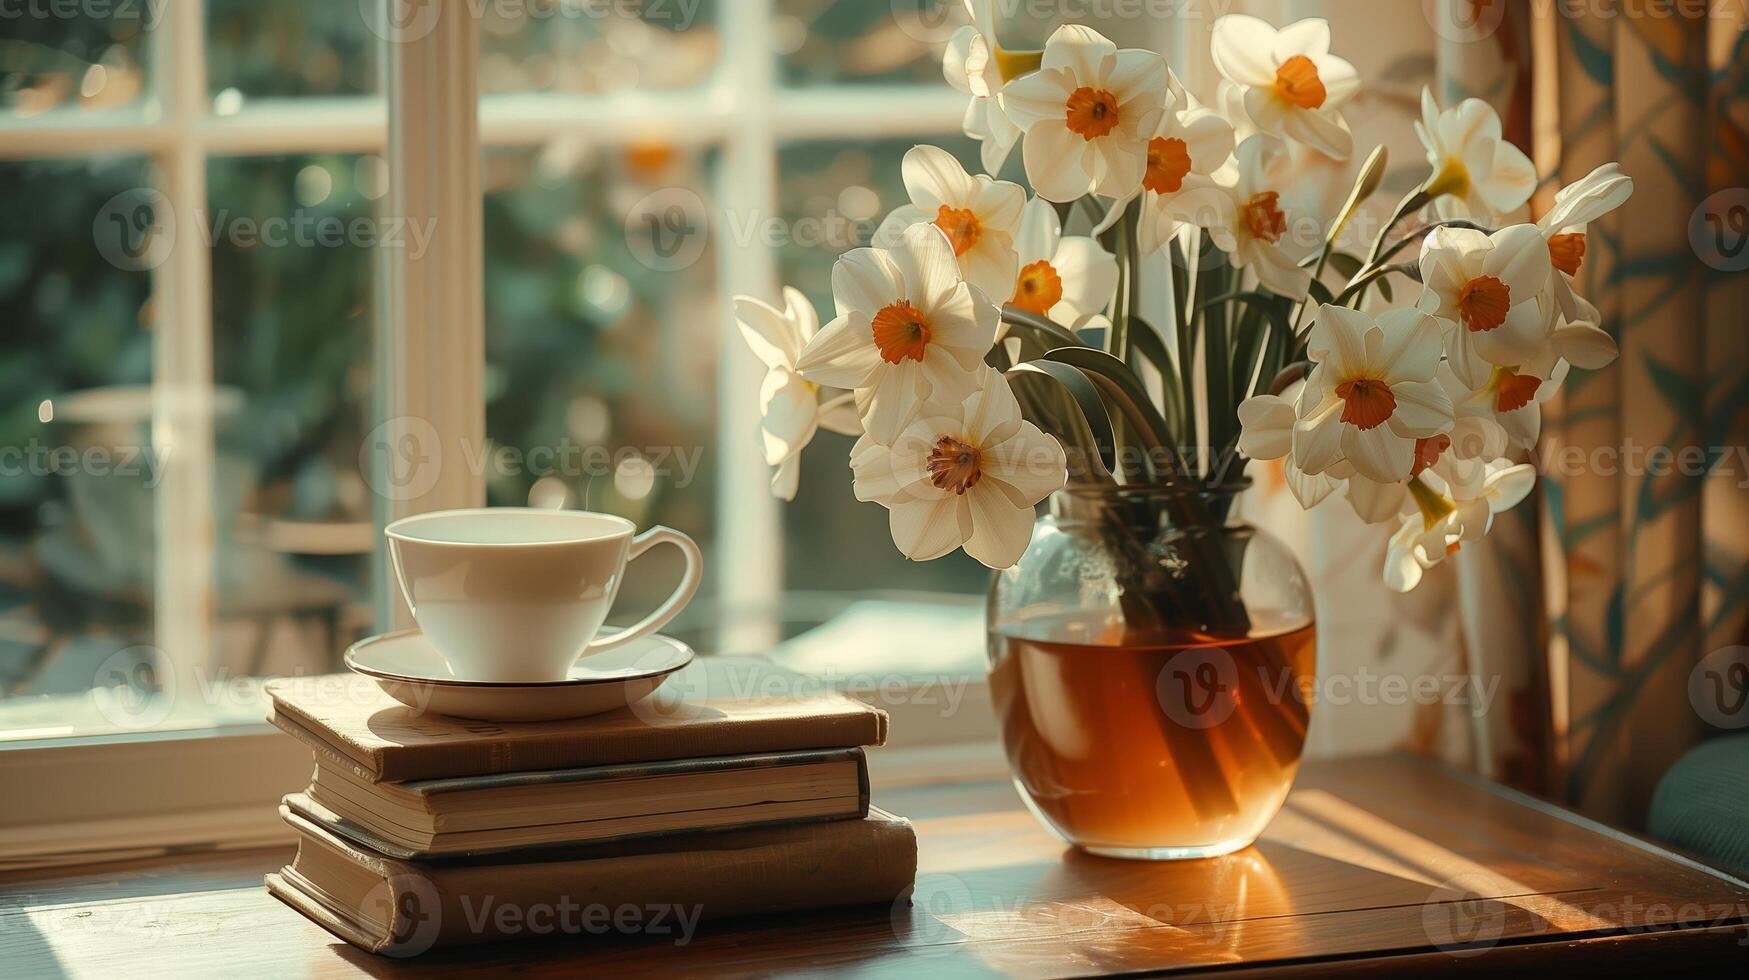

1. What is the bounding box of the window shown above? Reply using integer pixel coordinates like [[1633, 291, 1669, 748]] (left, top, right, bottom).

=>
[[0, 0, 1018, 860]]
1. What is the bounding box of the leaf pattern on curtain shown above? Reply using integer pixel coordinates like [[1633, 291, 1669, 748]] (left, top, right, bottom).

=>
[[1538, 1, 1743, 827]]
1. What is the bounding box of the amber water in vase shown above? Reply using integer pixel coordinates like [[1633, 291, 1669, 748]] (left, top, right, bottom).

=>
[[989, 614, 1315, 859], [987, 484, 1317, 860]]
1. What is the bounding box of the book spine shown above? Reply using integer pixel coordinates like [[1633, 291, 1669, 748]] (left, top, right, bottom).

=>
[[406, 816, 918, 949], [374, 713, 887, 782]]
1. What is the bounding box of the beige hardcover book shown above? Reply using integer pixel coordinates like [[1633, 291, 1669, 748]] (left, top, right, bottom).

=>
[[299, 748, 869, 857], [265, 801, 918, 955], [265, 656, 887, 783]]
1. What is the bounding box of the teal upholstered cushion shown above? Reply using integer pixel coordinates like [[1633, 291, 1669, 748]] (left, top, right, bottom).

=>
[[1649, 735, 1749, 878]]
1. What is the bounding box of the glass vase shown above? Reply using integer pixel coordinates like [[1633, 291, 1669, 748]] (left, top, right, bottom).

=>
[[987, 484, 1316, 860]]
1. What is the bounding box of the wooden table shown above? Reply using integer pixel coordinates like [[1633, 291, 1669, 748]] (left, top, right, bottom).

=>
[[3, 754, 1747, 977]]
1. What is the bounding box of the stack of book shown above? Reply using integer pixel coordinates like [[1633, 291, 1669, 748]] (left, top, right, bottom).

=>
[[262, 657, 916, 954]]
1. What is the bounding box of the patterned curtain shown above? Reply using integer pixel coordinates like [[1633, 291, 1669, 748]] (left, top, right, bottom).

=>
[[1537, 0, 1749, 826]]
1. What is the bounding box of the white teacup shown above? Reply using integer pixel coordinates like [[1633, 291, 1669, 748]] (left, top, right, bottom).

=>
[[384, 508, 702, 683]]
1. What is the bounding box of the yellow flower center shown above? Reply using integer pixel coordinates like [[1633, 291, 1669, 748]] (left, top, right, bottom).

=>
[[1458, 275, 1511, 333], [1426, 157, 1471, 200], [1009, 259, 1064, 316], [1065, 86, 1121, 140], [933, 205, 982, 257], [1548, 232, 1585, 276], [871, 300, 932, 364], [1274, 55, 1327, 109], [994, 48, 1043, 83], [1242, 191, 1287, 244], [1408, 477, 1457, 534], [926, 435, 983, 495], [1144, 137, 1193, 195], [1335, 377, 1396, 430]]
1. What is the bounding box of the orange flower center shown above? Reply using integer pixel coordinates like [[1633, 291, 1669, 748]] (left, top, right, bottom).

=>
[[1412, 434, 1450, 477], [1144, 137, 1193, 195], [1548, 232, 1585, 276], [870, 300, 932, 364], [1274, 55, 1327, 109], [1458, 275, 1511, 333], [926, 435, 983, 495], [1494, 370, 1541, 413], [1242, 191, 1287, 244], [1009, 260, 1064, 316], [1335, 377, 1396, 430], [1065, 86, 1121, 140], [934, 205, 982, 257]]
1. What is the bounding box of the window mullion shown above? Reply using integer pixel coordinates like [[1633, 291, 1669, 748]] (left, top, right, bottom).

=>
[[150, 0, 216, 708], [713, 0, 782, 654], [372, 1, 487, 630]]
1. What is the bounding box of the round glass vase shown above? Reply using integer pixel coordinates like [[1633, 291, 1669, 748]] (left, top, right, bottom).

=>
[[987, 483, 1316, 860]]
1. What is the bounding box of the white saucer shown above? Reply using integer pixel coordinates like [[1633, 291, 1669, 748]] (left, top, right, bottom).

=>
[[344, 629, 694, 722]]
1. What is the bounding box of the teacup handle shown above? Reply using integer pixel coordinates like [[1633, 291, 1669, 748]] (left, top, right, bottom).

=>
[[585, 526, 703, 654]]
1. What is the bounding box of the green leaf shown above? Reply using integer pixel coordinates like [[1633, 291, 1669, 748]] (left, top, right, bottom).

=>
[[1126, 316, 1185, 444], [1008, 361, 1116, 482], [1040, 346, 1185, 479], [1324, 251, 1364, 280]]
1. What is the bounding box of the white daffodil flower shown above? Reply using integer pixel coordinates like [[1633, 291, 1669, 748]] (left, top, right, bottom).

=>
[[1536, 163, 1634, 353], [943, 0, 1035, 176], [1436, 341, 1565, 450], [998, 25, 1170, 202], [1450, 459, 1537, 542], [1384, 505, 1463, 593], [733, 287, 863, 499], [1293, 305, 1454, 484], [874, 144, 1026, 302], [1121, 84, 1237, 256], [1198, 135, 1322, 297], [1006, 196, 1118, 325], [850, 371, 1066, 569], [1209, 14, 1358, 160], [1237, 388, 1341, 509], [1417, 224, 1552, 369], [1415, 87, 1536, 222], [795, 222, 1000, 443]]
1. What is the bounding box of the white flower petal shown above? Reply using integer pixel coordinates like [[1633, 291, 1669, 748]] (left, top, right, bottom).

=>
[[962, 482, 1037, 568], [1341, 423, 1413, 483], [795, 313, 882, 389], [889, 495, 968, 562], [1237, 394, 1295, 460]]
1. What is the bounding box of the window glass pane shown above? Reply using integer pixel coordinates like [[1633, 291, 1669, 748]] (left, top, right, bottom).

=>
[[482, 145, 719, 646], [1, 7, 150, 114], [0, 156, 156, 737], [207, 0, 377, 100], [207, 153, 378, 688], [480, 0, 719, 95], [776, 0, 965, 87], [775, 135, 990, 599]]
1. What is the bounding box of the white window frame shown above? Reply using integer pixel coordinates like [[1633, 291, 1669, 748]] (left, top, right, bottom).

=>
[[0, 0, 1005, 866]]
